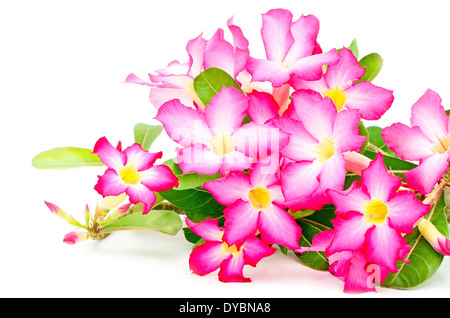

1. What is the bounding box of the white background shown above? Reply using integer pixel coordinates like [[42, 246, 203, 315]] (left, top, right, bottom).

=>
[[1, 0, 450, 298]]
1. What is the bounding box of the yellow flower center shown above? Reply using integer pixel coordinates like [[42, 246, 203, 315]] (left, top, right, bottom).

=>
[[221, 242, 241, 257], [363, 199, 388, 225], [119, 164, 143, 185], [431, 136, 450, 154], [324, 87, 346, 111], [248, 186, 272, 210], [314, 137, 335, 163], [210, 135, 234, 156]]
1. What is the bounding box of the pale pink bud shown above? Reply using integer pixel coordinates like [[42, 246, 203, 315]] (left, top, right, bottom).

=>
[[63, 231, 88, 245], [418, 218, 450, 255], [343, 151, 371, 175]]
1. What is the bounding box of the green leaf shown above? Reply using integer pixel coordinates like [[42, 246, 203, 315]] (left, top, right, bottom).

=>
[[383, 191, 448, 289], [366, 126, 397, 157], [100, 208, 182, 235], [357, 53, 383, 83], [32, 147, 104, 169], [358, 121, 369, 152], [134, 123, 164, 151], [193, 67, 242, 106], [295, 205, 336, 271], [346, 38, 359, 60], [163, 159, 220, 190]]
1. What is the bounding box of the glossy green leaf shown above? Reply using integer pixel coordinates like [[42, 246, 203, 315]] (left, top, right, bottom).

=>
[[193, 67, 242, 106], [134, 123, 164, 151], [100, 208, 182, 235], [366, 126, 397, 157], [357, 53, 383, 83], [383, 191, 448, 289], [32, 147, 104, 169], [346, 38, 359, 60]]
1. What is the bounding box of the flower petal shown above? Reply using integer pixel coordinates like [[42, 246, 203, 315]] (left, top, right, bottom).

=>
[[241, 236, 277, 267], [123, 144, 162, 172], [177, 144, 223, 175], [155, 99, 212, 147], [361, 153, 402, 202], [125, 183, 157, 214], [386, 191, 430, 234], [283, 14, 320, 63], [247, 91, 279, 124], [189, 241, 229, 276], [289, 49, 340, 81], [343, 81, 394, 120], [205, 87, 248, 136], [313, 152, 347, 204], [324, 47, 365, 89], [218, 251, 249, 282], [381, 123, 434, 161], [332, 109, 366, 152], [261, 9, 294, 62], [223, 200, 259, 246], [94, 168, 127, 197], [186, 218, 224, 242], [93, 137, 126, 171], [404, 152, 450, 195], [140, 165, 179, 192], [246, 57, 290, 87], [203, 172, 250, 206], [280, 161, 322, 201], [410, 89, 448, 142], [328, 213, 370, 255], [258, 204, 302, 249], [342, 251, 377, 294], [326, 181, 370, 216]]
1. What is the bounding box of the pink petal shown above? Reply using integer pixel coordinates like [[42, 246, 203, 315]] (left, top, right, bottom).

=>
[[247, 91, 279, 124], [324, 47, 365, 89], [205, 87, 248, 136], [186, 218, 224, 242], [123, 144, 162, 171], [155, 99, 212, 147], [63, 231, 88, 245], [204, 29, 237, 77], [246, 57, 290, 87], [203, 172, 250, 206], [344, 81, 394, 120], [289, 48, 340, 81], [381, 123, 434, 161], [241, 236, 277, 267], [218, 251, 249, 282], [189, 241, 229, 276], [186, 34, 207, 77], [405, 152, 450, 195], [296, 229, 335, 253], [258, 204, 302, 249], [93, 137, 126, 171], [223, 200, 259, 246], [386, 191, 430, 234], [261, 9, 294, 62], [326, 181, 370, 216], [313, 152, 347, 204], [332, 109, 367, 152], [292, 92, 336, 140], [248, 159, 280, 189], [124, 73, 153, 86], [285, 195, 324, 212], [94, 169, 127, 197], [280, 161, 322, 201], [140, 165, 179, 192], [149, 85, 197, 109], [361, 153, 402, 202], [289, 76, 329, 95], [221, 150, 256, 173], [328, 212, 370, 254], [177, 144, 223, 175], [364, 223, 409, 272], [125, 183, 157, 214], [287, 89, 324, 121], [283, 14, 320, 63], [410, 89, 448, 142], [233, 122, 290, 160], [342, 251, 377, 294]]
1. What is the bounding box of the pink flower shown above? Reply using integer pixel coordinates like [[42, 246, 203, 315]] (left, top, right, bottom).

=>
[[93, 137, 178, 214], [297, 230, 389, 293], [326, 153, 430, 273], [203, 160, 302, 249], [125, 18, 249, 110], [247, 9, 339, 87], [186, 218, 276, 282], [291, 48, 394, 120], [155, 87, 289, 175], [382, 89, 450, 195], [274, 89, 366, 209]]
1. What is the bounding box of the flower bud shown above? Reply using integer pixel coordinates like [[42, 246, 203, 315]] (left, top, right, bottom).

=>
[[418, 218, 450, 255]]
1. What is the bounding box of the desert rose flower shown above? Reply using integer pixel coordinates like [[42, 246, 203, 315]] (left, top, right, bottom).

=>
[[186, 218, 276, 282], [247, 9, 339, 87], [418, 218, 450, 255], [326, 153, 430, 273], [382, 89, 450, 195], [291, 48, 394, 120], [93, 137, 178, 214]]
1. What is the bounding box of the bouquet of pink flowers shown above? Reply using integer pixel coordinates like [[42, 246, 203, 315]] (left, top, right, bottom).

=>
[[32, 8, 450, 293]]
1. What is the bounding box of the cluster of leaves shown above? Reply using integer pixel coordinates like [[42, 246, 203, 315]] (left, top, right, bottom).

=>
[[32, 39, 449, 290]]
